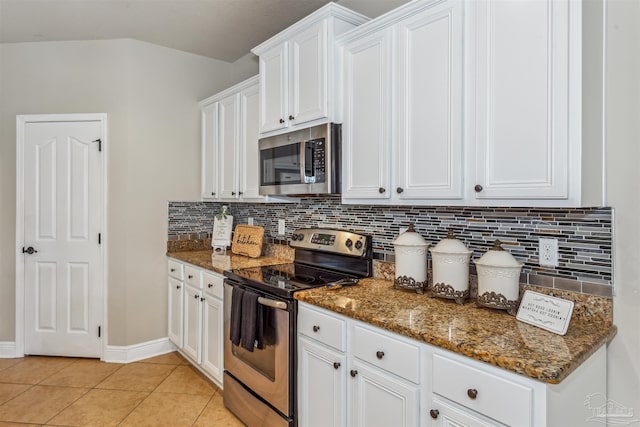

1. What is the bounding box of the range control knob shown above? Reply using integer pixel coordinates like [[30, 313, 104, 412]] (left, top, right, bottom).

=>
[[355, 240, 363, 250], [345, 239, 353, 248], [291, 234, 299, 241], [297, 233, 305, 241]]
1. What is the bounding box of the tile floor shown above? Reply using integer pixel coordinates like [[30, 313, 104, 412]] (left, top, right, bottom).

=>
[[0, 352, 244, 426]]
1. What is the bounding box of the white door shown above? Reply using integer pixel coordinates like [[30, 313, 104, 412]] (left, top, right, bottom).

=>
[[259, 43, 288, 133], [239, 82, 264, 200], [201, 292, 223, 381], [20, 116, 104, 357], [168, 277, 184, 348], [200, 102, 219, 200], [183, 284, 202, 363], [218, 94, 240, 200]]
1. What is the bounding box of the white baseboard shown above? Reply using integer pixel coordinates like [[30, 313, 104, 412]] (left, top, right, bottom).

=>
[[103, 337, 176, 363], [0, 342, 17, 358]]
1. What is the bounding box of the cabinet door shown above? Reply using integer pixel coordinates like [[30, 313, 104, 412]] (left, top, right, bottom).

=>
[[218, 94, 240, 199], [239, 82, 265, 200], [201, 294, 223, 382], [298, 336, 347, 427], [201, 102, 219, 200], [349, 360, 419, 427], [473, 0, 573, 200], [168, 277, 183, 348], [396, 1, 463, 200], [430, 397, 507, 427], [342, 28, 393, 199], [183, 284, 202, 363], [289, 21, 328, 126], [259, 43, 288, 133]]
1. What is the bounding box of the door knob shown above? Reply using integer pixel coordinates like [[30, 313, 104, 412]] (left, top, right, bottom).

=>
[[289, 115, 295, 120], [350, 370, 358, 377], [378, 187, 386, 194], [279, 118, 285, 124], [376, 351, 385, 359], [22, 246, 38, 254], [467, 388, 478, 399], [333, 362, 340, 370], [396, 187, 404, 194], [474, 184, 483, 192], [312, 325, 320, 332], [430, 409, 439, 419]]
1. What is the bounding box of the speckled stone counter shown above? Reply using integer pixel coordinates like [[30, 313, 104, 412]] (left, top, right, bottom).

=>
[[294, 278, 617, 384], [167, 249, 291, 275]]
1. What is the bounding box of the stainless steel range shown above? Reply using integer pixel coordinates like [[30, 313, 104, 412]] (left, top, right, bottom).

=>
[[223, 228, 372, 427]]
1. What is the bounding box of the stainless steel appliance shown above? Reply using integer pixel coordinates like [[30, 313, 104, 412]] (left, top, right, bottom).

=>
[[258, 123, 341, 196], [223, 228, 372, 427]]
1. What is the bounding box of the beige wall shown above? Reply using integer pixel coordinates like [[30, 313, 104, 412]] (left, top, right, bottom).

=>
[[0, 39, 243, 346], [606, 0, 640, 414]]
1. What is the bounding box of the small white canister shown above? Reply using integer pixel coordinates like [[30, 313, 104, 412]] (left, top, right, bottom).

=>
[[393, 224, 429, 294], [429, 229, 472, 304], [474, 240, 523, 315]]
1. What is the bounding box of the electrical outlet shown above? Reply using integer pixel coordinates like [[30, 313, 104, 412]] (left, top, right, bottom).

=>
[[278, 219, 285, 235], [539, 238, 559, 267], [248, 217, 254, 226]]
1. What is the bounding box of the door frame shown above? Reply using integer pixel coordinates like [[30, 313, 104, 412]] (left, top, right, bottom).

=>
[[15, 113, 108, 359]]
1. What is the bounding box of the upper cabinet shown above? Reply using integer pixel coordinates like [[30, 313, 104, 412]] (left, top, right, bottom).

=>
[[340, 0, 604, 207], [252, 3, 369, 136], [200, 76, 266, 203]]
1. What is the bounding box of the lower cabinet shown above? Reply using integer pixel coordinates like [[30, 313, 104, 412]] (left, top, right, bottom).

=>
[[297, 302, 606, 427], [167, 258, 224, 386]]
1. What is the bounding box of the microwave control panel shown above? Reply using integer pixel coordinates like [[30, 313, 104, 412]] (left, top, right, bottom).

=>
[[304, 139, 326, 183]]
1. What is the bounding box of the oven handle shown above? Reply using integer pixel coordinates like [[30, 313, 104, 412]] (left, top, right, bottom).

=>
[[257, 296, 288, 310]]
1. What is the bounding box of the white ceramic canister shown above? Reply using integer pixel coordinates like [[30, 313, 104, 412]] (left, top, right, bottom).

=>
[[429, 229, 472, 303], [474, 240, 523, 314], [392, 224, 429, 294]]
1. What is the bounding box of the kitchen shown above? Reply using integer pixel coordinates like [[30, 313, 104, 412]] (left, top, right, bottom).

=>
[[0, 0, 638, 426]]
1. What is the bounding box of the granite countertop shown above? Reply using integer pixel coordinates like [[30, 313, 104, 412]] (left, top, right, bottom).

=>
[[167, 249, 291, 275], [294, 278, 617, 384]]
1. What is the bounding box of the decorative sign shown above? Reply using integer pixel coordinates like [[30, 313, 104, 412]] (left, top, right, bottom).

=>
[[231, 225, 265, 258], [516, 290, 574, 335], [212, 212, 233, 248]]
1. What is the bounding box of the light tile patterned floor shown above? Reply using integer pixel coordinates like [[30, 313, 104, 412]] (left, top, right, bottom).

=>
[[0, 352, 244, 426]]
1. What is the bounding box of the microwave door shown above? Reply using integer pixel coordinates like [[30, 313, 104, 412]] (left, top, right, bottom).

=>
[[303, 141, 316, 184]]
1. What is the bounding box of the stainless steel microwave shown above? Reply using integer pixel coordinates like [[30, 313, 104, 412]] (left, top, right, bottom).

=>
[[258, 123, 341, 196]]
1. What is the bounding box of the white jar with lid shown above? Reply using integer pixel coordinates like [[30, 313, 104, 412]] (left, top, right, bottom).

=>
[[474, 240, 523, 315], [429, 229, 472, 304], [393, 224, 429, 294]]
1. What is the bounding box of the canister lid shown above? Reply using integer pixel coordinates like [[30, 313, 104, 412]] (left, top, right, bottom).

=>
[[392, 224, 429, 247], [474, 240, 523, 268], [429, 229, 471, 255]]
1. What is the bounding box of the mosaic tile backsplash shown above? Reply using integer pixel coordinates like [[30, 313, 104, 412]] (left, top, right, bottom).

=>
[[167, 197, 613, 297]]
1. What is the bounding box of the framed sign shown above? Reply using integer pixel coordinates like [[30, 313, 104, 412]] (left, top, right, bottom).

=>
[[516, 290, 574, 335]]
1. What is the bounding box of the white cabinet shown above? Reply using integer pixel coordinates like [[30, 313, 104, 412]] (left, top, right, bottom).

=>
[[167, 258, 225, 386], [340, 0, 464, 202], [299, 302, 607, 427], [470, 0, 585, 203], [298, 303, 419, 427], [340, 0, 603, 207], [252, 3, 368, 135], [200, 75, 266, 202]]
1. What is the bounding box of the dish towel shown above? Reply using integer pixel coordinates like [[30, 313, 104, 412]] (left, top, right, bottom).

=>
[[240, 290, 263, 352], [230, 287, 245, 346]]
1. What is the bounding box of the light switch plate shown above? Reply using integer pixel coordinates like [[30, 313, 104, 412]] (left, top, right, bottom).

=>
[[278, 219, 285, 235]]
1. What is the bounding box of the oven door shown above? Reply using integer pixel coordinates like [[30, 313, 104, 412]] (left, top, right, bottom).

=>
[[223, 282, 291, 417]]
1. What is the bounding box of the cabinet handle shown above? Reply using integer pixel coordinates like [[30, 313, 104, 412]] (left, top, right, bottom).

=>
[[350, 370, 358, 378], [188, 275, 193, 279], [474, 184, 483, 192], [200, 297, 205, 302], [208, 283, 213, 288], [176, 285, 181, 289], [333, 362, 340, 370], [279, 118, 285, 124], [239, 191, 243, 195], [170, 268, 175, 272], [396, 187, 404, 194], [211, 192, 216, 196], [232, 192, 236, 196], [376, 351, 385, 359], [378, 187, 386, 194], [467, 388, 478, 399], [312, 325, 320, 332], [194, 294, 199, 300], [289, 115, 295, 120], [430, 409, 439, 419]]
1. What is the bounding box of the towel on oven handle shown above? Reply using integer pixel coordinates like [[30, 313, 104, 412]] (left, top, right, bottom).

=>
[[230, 287, 245, 346], [240, 290, 264, 352]]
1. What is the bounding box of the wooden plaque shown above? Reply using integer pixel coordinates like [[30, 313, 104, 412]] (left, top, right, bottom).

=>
[[231, 225, 265, 258]]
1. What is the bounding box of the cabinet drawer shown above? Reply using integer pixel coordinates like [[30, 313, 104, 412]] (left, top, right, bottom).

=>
[[298, 304, 346, 352], [203, 271, 224, 299], [167, 259, 184, 280], [184, 265, 202, 289], [351, 323, 420, 383], [432, 353, 532, 427]]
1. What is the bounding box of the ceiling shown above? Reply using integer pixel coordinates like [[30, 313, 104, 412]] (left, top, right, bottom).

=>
[[0, 0, 409, 63]]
